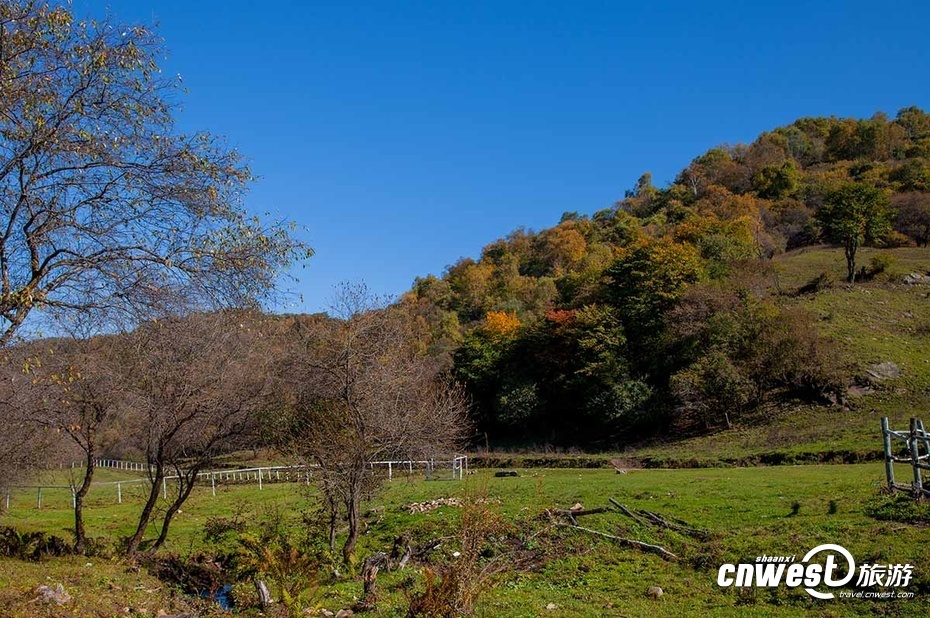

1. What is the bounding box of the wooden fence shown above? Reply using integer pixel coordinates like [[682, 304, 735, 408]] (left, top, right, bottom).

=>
[[881, 416, 930, 498]]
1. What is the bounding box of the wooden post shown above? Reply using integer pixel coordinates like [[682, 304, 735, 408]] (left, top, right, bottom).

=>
[[117, 483, 122, 504], [917, 419, 930, 460], [909, 418, 923, 497], [162, 477, 167, 500], [388, 462, 392, 481], [211, 473, 216, 497], [36, 487, 41, 509], [71, 486, 76, 509], [258, 468, 263, 491], [882, 417, 895, 489], [5, 490, 9, 510]]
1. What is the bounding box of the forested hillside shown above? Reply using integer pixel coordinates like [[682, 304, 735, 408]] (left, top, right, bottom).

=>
[[403, 108, 930, 449]]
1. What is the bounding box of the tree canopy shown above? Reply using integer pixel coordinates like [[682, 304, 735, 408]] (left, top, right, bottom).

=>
[[0, 1, 311, 343]]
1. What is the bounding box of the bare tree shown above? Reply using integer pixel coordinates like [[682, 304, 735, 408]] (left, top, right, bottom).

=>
[[280, 284, 470, 564], [0, 1, 310, 345], [0, 349, 60, 492], [21, 330, 126, 553], [122, 311, 273, 555]]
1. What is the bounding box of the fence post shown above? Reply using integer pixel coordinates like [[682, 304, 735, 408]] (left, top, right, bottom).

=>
[[5, 490, 8, 510], [71, 486, 76, 509], [909, 418, 924, 497], [162, 477, 167, 500], [117, 483, 122, 504], [36, 487, 41, 509], [258, 468, 263, 491], [917, 419, 930, 460], [211, 473, 216, 497], [388, 462, 392, 481], [882, 417, 895, 489]]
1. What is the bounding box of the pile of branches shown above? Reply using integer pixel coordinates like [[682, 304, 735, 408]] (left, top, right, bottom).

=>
[[543, 498, 711, 561]]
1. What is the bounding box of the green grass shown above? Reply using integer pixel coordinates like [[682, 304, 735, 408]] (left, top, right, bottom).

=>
[[2, 464, 929, 617]]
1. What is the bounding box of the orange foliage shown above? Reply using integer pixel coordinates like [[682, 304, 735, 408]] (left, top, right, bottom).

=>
[[545, 309, 576, 325], [483, 311, 521, 336]]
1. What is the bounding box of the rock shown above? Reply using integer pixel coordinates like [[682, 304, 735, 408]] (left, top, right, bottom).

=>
[[615, 468, 627, 474], [846, 385, 872, 398], [546, 602, 558, 610], [569, 502, 584, 511], [866, 361, 901, 382], [405, 497, 462, 514], [335, 610, 354, 618], [495, 470, 519, 477], [903, 272, 930, 285], [647, 586, 664, 599], [35, 584, 70, 605]]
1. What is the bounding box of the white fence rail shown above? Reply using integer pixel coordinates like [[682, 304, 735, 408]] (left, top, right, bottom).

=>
[[2, 456, 468, 509], [369, 455, 468, 481]]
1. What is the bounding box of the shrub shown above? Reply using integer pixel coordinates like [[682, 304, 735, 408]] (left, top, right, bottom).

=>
[[877, 230, 914, 248], [869, 252, 897, 275], [406, 494, 512, 617]]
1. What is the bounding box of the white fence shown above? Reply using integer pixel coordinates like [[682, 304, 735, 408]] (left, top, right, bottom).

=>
[[3, 456, 468, 509], [369, 455, 468, 481]]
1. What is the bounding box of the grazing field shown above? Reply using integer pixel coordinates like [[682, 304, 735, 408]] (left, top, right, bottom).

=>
[[1, 463, 928, 617]]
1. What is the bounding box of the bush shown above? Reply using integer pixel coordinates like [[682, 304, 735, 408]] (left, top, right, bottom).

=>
[[869, 252, 897, 275], [877, 230, 914, 248], [0, 527, 71, 560]]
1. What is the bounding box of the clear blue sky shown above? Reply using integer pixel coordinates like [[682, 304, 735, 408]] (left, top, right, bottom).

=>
[[75, 0, 930, 312]]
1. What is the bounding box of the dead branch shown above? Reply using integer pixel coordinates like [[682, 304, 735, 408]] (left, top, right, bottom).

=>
[[554, 522, 678, 561], [639, 509, 710, 540], [609, 499, 650, 527], [551, 507, 610, 518]]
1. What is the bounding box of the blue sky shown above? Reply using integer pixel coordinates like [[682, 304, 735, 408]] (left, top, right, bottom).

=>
[[75, 1, 930, 312]]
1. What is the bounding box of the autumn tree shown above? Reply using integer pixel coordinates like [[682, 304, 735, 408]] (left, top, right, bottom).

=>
[[815, 183, 892, 282], [0, 1, 310, 345], [280, 285, 469, 564], [605, 237, 704, 332]]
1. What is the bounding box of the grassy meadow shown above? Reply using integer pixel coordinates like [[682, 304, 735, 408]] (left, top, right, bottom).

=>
[[1, 463, 929, 617]]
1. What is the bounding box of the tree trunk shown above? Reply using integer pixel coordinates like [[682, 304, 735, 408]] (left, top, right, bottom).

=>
[[150, 474, 197, 552], [73, 433, 96, 555], [326, 493, 338, 554], [342, 487, 361, 564], [126, 463, 164, 556], [845, 241, 857, 283]]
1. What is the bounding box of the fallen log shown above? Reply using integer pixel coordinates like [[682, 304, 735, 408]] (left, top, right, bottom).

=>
[[609, 499, 650, 527], [551, 507, 610, 518], [639, 509, 709, 540], [555, 522, 678, 561]]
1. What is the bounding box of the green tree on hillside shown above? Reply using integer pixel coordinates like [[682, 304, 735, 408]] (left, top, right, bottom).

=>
[[815, 183, 892, 282]]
